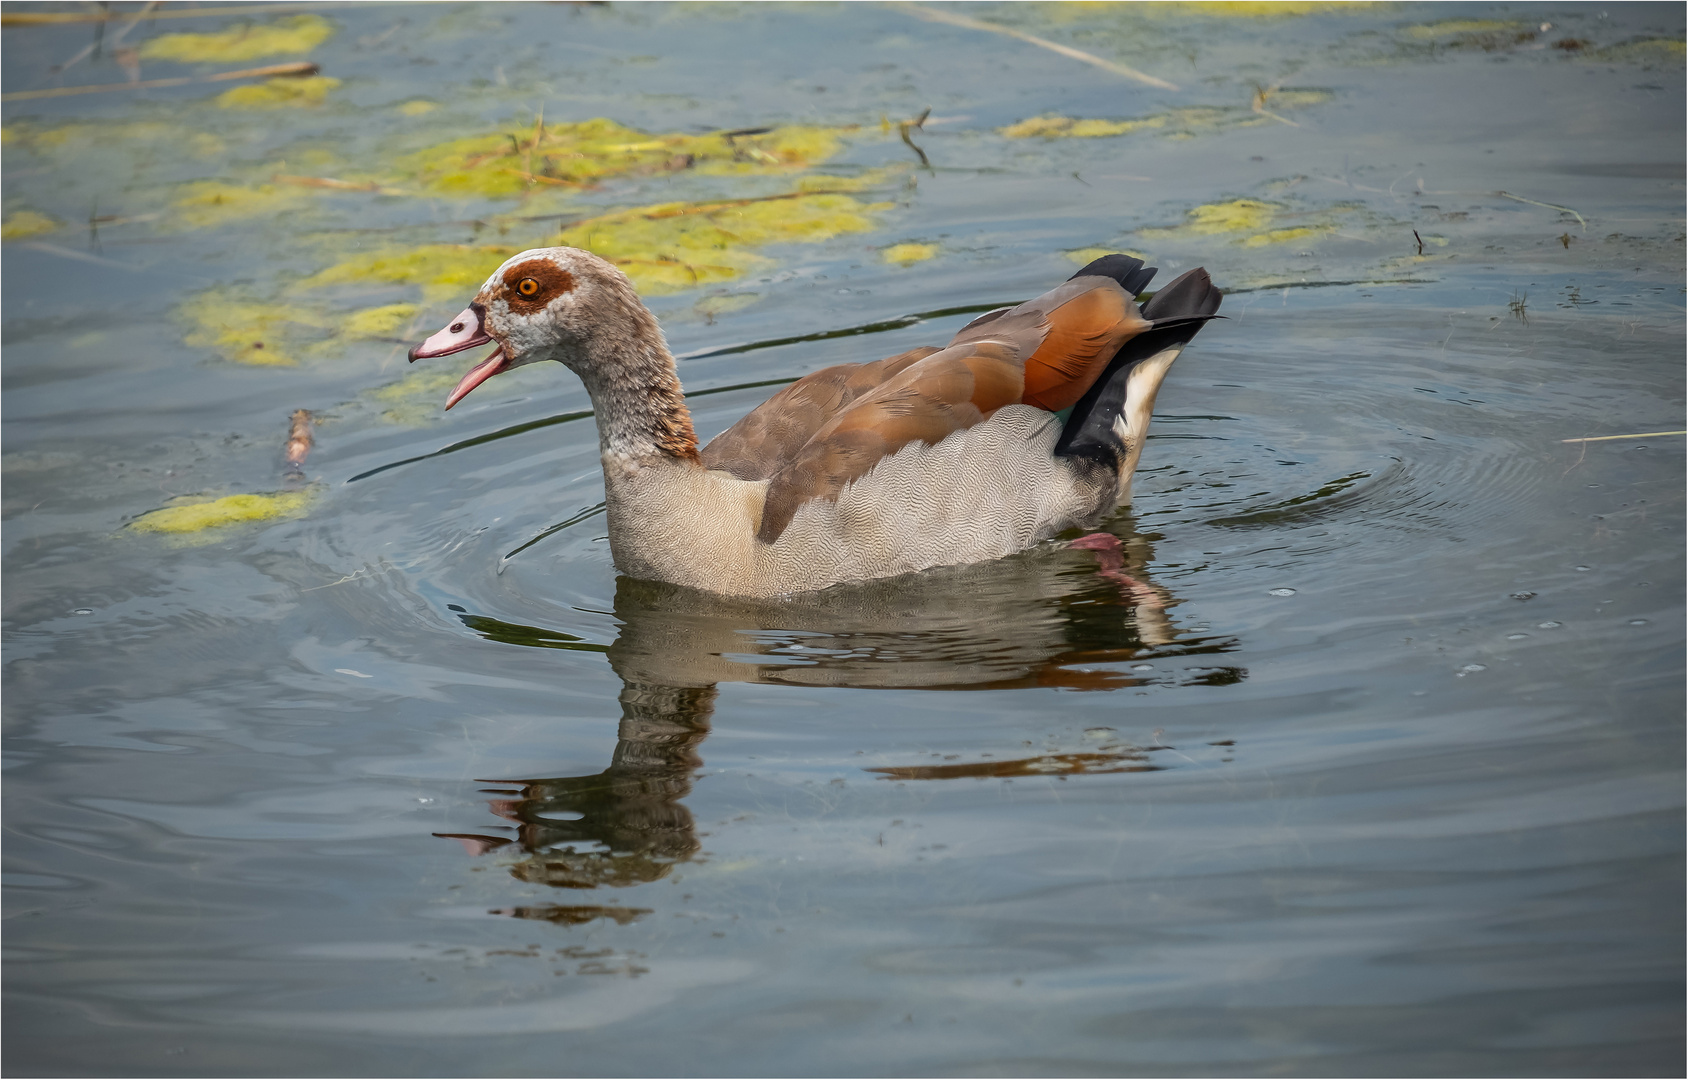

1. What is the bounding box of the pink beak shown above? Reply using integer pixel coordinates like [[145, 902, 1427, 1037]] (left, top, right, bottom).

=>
[[409, 305, 508, 410]]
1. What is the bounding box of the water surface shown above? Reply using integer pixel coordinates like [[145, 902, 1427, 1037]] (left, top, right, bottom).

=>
[[3, 3, 1683, 1076]]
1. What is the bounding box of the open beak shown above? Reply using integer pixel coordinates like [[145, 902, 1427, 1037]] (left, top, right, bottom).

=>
[[408, 304, 508, 410]]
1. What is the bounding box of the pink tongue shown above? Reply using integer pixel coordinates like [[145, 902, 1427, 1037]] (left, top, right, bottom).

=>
[[445, 346, 508, 410]]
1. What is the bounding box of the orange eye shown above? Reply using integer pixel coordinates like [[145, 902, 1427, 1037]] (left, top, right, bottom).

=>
[[517, 277, 540, 297]]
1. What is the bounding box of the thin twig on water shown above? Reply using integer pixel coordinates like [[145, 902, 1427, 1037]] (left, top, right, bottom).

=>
[[1251, 83, 1299, 127], [887, 2, 1178, 90], [3, 61, 319, 101], [1497, 190, 1586, 232], [1561, 431, 1685, 443], [900, 107, 932, 170]]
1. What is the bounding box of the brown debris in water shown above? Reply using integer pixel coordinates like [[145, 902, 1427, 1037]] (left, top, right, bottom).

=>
[[284, 409, 313, 469]]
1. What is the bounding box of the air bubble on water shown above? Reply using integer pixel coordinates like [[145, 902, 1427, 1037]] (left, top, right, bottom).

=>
[[1574, 565, 1591, 572], [1456, 664, 1487, 675], [71, 608, 94, 616], [1506, 633, 1529, 640], [1083, 727, 1115, 741], [1268, 588, 1296, 597], [1132, 664, 1153, 671], [1628, 619, 1648, 626], [1537, 621, 1562, 629]]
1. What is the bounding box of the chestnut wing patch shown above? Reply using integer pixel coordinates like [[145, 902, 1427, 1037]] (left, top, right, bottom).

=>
[[757, 342, 1026, 543], [955, 278, 1147, 413], [701, 347, 939, 481]]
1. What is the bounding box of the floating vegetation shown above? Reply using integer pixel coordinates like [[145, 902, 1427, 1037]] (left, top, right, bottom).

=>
[[1000, 94, 1331, 140], [129, 489, 315, 534], [1241, 225, 1330, 248], [1400, 18, 1540, 52], [299, 243, 520, 303], [1, 210, 58, 240], [180, 289, 330, 366], [1402, 19, 1523, 40], [1137, 199, 1340, 248], [137, 14, 334, 64], [368, 365, 472, 425], [685, 292, 761, 324], [342, 303, 420, 338], [555, 191, 889, 294], [214, 75, 341, 109], [6, 119, 224, 158], [171, 181, 316, 230], [1149, 198, 1278, 236], [397, 99, 438, 117], [398, 118, 852, 199], [881, 242, 938, 264], [301, 186, 890, 303], [1591, 38, 1686, 66], [1001, 115, 1161, 139]]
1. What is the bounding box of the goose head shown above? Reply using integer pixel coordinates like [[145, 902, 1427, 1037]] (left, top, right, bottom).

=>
[[409, 246, 654, 409]]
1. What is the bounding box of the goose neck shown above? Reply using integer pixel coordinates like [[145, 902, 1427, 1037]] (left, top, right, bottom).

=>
[[569, 311, 699, 469]]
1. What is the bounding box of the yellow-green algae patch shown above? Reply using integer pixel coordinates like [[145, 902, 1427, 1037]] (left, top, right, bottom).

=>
[[555, 192, 887, 295], [172, 181, 316, 230], [1138, 199, 1350, 248], [138, 14, 334, 64], [343, 303, 420, 338], [1001, 94, 1331, 141], [214, 76, 341, 110], [671, 293, 766, 327], [129, 490, 314, 534], [7, 120, 224, 159], [181, 289, 331, 366], [399, 118, 853, 199], [304, 186, 892, 300], [1241, 225, 1334, 247], [1402, 19, 1522, 39], [299, 244, 519, 303], [2, 210, 58, 240], [1001, 115, 1162, 139], [1592, 39, 1686, 65], [1149, 199, 1280, 237], [398, 100, 439, 117], [881, 242, 938, 265], [367, 365, 472, 426]]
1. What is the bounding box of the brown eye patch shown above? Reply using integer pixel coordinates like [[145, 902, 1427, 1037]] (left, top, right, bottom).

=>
[[501, 260, 575, 312]]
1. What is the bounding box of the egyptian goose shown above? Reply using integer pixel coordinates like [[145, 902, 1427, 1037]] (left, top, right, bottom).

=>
[[409, 248, 1221, 597]]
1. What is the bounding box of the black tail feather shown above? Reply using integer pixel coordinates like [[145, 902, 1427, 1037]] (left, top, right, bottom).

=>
[[1069, 253, 1159, 299], [1055, 267, 1221, 461], [1140, 264, 1223, 321]]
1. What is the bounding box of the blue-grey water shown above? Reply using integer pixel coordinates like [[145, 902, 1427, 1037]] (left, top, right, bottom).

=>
[[3, 3, 1683, 1076]]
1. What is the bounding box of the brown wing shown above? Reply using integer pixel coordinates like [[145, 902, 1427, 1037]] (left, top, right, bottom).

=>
[[700, 346, 940, 481], [757, 342, 1026, 542], [950, 277, 1149, 413], [742, 275, 1154, 544]]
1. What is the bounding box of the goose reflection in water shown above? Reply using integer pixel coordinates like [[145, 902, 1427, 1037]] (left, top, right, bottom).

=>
[[435, 520, 1245, 915]]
